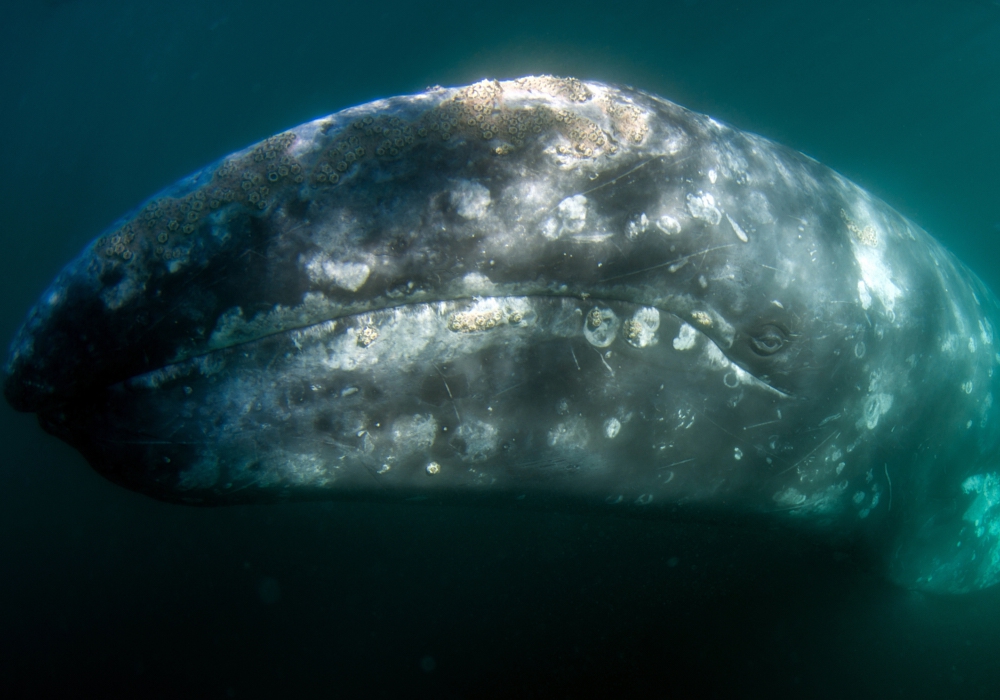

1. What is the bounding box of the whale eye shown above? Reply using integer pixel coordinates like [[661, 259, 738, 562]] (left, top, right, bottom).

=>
[[749, 325, 786, 356]]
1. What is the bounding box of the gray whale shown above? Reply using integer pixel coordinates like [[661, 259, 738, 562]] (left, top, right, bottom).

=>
[[6, 76, 1000, 594]]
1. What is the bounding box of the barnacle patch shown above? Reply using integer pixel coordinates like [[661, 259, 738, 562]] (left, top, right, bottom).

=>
[[841, 209, 878, 247], [356, 326, 379, 347], [623, 307, 660, 347], [448, 300, 505, 333], [602, 95, 649, 144], [514, 75, 593, 102]]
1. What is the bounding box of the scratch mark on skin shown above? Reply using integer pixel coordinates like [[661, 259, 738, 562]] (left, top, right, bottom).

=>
[[592, 347, 615, 376], [698, 411, 784, 468], [743, 419, 779, 431], [435, 365, 461, 424], [774, 430, 840, 477], [576, 157, 668, 198], [661, 457, 695, 470], [598, 245, 739, 283], [570, 344, 581, 371], [493, 381, 525, 398]]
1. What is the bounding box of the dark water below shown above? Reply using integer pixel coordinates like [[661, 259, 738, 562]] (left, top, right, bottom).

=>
[[2, 1, 1000, 697]]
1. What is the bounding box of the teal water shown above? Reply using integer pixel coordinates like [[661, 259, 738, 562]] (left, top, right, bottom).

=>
[[2, 0, 1000, 697]]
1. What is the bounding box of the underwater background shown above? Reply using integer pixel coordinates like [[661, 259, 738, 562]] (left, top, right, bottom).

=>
[[2, 0, 1000, 697]]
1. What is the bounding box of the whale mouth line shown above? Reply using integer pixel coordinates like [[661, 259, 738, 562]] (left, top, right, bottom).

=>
[[183, 292, 794, 400]]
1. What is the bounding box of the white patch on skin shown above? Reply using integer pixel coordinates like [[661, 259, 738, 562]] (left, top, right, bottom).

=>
[[304, 256, 371, 292], [392, 414, 438, 449], [981, 320, 994, 346], [745, 191, 775, 224], [686, 191, 722, 225], [101, 276, 145, 310], [543, 194, 588, 239], [775, 482, 849, 515], [450, 180, 492, 220], [773, 257, 798, 290], [963, 473, 1000, 538], [548, 415, 588, 447], [672, 323, 697, 351], [860, 393, 893, 430], [626, 213, 649, 238], [941, 333, 958, 354], [726, 213, 749, 243], [458, 420, 499, 461], [461, 272, 496, 294], [774, 487, 807, 507], [853, 245, 901, 316], [857, 280, 872, 311], [604, 417, 621, 439]]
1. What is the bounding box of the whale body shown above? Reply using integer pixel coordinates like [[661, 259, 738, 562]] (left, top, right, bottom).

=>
[[7, 76, 1000, 594]]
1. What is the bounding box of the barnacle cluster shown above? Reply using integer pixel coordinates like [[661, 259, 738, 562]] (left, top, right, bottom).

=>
[[588, 308, 604, 328], [310, 76, 626, 187], [448, 307, 505, 333], [97, 131, 303, 266], [93, 77, 651, 273], [311, 114, 414, 186], [840, 209, 878, 247], [356, 325, 379, 347], [602, 95, 649, 144], [513, 75, 592, 102], [622, 318, 642, 341], [429, 78, 616, 158]]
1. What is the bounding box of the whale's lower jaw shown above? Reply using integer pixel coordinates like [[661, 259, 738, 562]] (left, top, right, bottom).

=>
[[37, 295, 800, 514]]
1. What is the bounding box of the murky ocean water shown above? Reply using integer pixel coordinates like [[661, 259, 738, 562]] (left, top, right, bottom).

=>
[[2, 1, 1000, 697]]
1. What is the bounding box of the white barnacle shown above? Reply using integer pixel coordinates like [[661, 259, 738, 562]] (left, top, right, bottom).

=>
[[672, 323, 697, 351], [685, 191, 722, 225], [622, 307, 660, 348]]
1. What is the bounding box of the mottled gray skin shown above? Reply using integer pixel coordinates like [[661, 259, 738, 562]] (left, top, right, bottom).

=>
[[6, 77, 1000, 594]]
